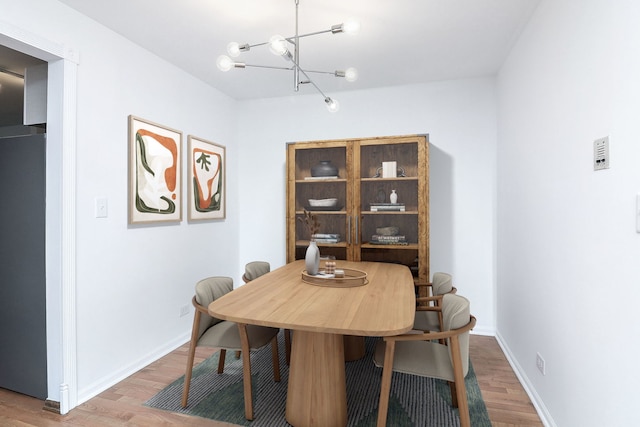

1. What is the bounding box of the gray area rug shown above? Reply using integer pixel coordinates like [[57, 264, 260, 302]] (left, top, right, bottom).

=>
[[145, 331, 491, 426]]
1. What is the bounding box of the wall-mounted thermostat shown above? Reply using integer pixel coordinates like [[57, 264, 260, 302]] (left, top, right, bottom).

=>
[[594, 136, 609, 171]]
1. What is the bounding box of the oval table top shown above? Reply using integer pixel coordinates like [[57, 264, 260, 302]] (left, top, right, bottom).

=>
[[208, 259, 416, 336]]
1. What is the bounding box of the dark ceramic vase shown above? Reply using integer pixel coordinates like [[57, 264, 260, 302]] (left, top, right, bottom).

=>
[[311, 160, 338, 177]]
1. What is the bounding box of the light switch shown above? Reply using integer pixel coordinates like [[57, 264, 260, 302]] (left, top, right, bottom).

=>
[[95, 197, 108, 218]]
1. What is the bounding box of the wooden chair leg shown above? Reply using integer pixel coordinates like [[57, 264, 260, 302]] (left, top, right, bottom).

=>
[[181, 344, 197, 407], [181, 309, 202, 408], [238, 323, 254, 421], [376, 340, 396, 427], [217, 349, 227, 374], [235, 350, 241, 358], [450, 336, 470, 427], [270, 335, 281, 382], [284, 329, 292, 365]]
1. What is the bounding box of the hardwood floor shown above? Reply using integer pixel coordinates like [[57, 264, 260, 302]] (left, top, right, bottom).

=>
[[469, 335, 543, 427], [0, 335, 543, 426]]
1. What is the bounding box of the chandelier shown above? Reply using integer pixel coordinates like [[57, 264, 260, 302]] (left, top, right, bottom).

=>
[[216, 0, 360, 112]]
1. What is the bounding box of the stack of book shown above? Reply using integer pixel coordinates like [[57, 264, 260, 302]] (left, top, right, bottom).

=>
[[312, 233, 340, 244], [369, 203, 405, 212], [370, 234, 408, 245]]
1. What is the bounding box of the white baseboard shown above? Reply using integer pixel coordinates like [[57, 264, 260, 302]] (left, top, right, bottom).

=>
[[470, 326, 495, 336], [494, 331, 557, 427], [76, 332, 191, 405]]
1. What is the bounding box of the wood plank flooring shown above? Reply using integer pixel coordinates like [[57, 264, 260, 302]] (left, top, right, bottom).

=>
[[469, 335, 543, 427], [0, 335, 543, 426]]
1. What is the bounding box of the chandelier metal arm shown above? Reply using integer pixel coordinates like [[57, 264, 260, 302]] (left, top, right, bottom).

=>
[[285, 27, 336, 41], [241, 64, 295, 71], [241, 27, 340, 51]]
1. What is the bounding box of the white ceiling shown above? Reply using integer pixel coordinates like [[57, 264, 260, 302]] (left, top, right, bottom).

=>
[[56, 0, 540, 100], [0, 0, 540, 126]]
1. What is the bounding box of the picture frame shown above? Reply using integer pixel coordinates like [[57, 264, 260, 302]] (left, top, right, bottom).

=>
[[187, 135, 226, 220], [128, 115, 182, 224]]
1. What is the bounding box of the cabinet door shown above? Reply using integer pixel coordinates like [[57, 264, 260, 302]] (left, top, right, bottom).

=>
[[355, 137, 428, 283], [286, 141, 351, 262]]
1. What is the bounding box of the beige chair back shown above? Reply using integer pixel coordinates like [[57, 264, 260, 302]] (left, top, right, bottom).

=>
[[244, 261, 270, 282], [194, 276, 233, 340], [442, 293, 471, 376], [432, 272, 453, 295]]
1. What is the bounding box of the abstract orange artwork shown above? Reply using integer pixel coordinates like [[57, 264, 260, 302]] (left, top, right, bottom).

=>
[[128, 115, 182, 224]]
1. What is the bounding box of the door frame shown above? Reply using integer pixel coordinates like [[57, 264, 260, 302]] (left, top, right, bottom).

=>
[[0, 21, 78, 414]]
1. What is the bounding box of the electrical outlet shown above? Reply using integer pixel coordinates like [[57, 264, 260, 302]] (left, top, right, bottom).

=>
[[536, 352, 546, 375], [179, 305, 190, 317]]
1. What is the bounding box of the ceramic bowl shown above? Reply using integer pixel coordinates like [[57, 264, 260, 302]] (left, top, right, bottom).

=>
[[376, 226, 399, 236], [308, 198, 338, 208]]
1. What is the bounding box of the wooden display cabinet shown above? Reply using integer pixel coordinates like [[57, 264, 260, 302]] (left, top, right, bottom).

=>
[[286, 134, 429, 285]]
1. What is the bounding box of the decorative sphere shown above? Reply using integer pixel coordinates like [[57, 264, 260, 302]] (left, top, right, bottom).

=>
[[311, 160, 339, 177]]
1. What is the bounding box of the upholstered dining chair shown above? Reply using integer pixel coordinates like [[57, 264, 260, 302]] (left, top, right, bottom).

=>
[[242, 261, 292, 364], [373, 293, 476, 427], [413, 272, 457, 332], [181, 276, 281, 421], [242, 260, 271, 283]]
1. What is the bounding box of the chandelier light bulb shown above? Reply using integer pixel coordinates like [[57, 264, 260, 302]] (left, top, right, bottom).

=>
[[269, 35, 289, 56], [325, 97, 340, 113], [344, 67, 358, 82], [216, 55, 234, 72], [227, 42, 241, 57], [342, 19, 361, 35]]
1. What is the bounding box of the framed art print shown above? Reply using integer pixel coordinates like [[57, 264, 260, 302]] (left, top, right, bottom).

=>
[[128, 115, 182, 224], [187, 135, 226, 220]]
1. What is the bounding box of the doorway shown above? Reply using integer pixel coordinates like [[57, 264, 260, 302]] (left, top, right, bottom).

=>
[[2, 20, 79, 413]]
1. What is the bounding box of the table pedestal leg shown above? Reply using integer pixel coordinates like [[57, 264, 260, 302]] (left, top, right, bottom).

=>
[[285, 330, 347, 427]]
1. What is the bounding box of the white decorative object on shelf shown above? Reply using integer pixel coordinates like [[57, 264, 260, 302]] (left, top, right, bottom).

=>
[[382, 161, 397, 178], [390, 189, 398, 204], [305, 241, 320, 275]]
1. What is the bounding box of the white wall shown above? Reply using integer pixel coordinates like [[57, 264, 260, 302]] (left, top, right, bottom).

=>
[[237, 78, 498, 335], [2, 0, 240, 404], [497, 0, 640, 425]]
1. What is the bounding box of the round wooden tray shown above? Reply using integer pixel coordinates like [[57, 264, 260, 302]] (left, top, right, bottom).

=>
[[301, 268, 368, 288]]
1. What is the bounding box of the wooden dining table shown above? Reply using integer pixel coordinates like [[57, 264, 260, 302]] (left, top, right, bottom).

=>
[[207, 259, 416, 427]]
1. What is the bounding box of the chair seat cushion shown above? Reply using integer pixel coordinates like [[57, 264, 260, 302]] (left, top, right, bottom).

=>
[[198, 320, 280, 350], [413, 311, 441, 331], [373, 339, 463, 382]]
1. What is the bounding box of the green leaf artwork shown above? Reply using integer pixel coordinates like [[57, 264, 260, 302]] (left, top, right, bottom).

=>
[[196, 152, 211, 172]]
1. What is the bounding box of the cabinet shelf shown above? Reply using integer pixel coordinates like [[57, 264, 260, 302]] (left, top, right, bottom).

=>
[[361, 211, 419, 215], [360, 177, 418, 182], [361, 243, 419, 250], [296, 178, 348, 184], [296, 210, 346, 215], [296, 240, 348, 248]]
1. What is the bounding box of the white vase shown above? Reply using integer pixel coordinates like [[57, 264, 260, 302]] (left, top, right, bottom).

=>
[[305, 241, 320, 275], [390, 189, 398, 204]]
